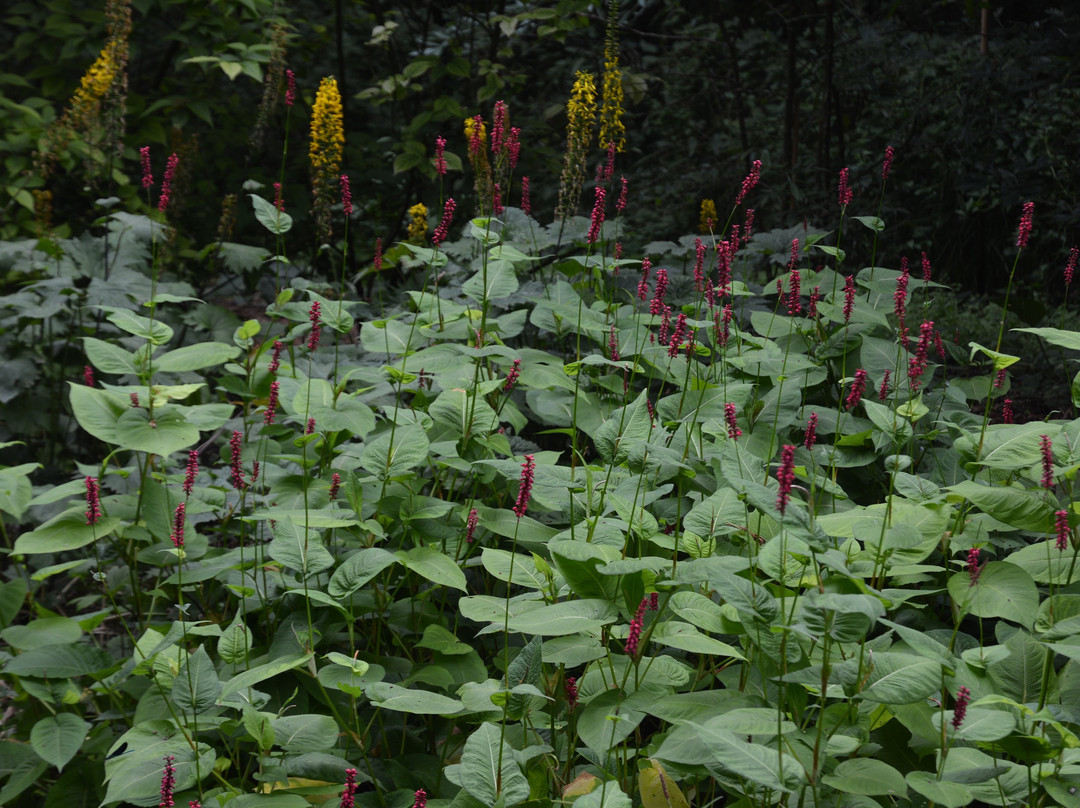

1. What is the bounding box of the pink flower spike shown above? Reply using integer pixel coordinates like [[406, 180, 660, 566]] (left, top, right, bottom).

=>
[[433, 197, 457, 248], [638, 257, 652, 302], [787, 267, 801, 316], [966, 547, 982, 586], [170, 503, 185, 548], [521, 176, 531, 215], [1067, 246, 1078, 287], [434, 136, 447, 176], [993, 368, 1007, 389], [735, 159, 761, 206], [804, 412, 818, 451], [837, 167, 852, 207], [285, 69, 296, 106], [725, 402, 742, 441], [882, 145, 895, 182], [306, 417, 316, 435], [952, 686, 971, 729], [491, 100, 507, 156], [776, 444, 796, 516], [504, 358, 521, 392], [608, 324, 620, 361], [340, 768, 359, 808], [329, 472, 341, 502], [340, 174, 352, 217], [411, 789, 427, 808], [649, 268, 669, 315], [586, 185, 606, 244], [183, 450, 198, 496], [616, 176, 629, 213], [845, 369, 868, 411], [512, 454, 535, 518], [83, 365, 95, 387], [157, 153, 179, 213], [878, 369, 891, 401], [159, 755, 176, 808], [565, 676, 579, 712], [1002, 398, 1014, 424], [374, 237, 383, 272], [273, 182, 284, 212], [843, 274, 856, 323], [625, 597, 648, 657], [85, 476, 102, 526], [1017, 202, 1034, 248], [268, 340, 284, 375], [1056, 510, 1070, 551], [229, 431, 246, 491], [307, 300, 322, 352], [140, 146, 153, 189], [465, 507, 479, 542], [1041, 434, 1054, 489], [921, 251, 932, 283]]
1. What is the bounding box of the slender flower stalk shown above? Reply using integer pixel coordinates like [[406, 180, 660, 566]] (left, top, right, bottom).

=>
[[512, 455, 535, 518], [776, 445, 796, 516]]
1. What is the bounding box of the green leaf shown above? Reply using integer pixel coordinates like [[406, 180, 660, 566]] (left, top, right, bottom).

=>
[[948, 562, 1038, 627], [548, 540, 621, 599], [851, 216, 885, 232], [397, 546, 467, 591], [97, 306, 174, 345], [29, 714, 89, 772], [649, 621, 744, 658], [667, 591, 727, 634], [949, 481, 1055, 532], [682, 488, 744, 539], [328, 548, 398, 598], [3, 644, 113, 678], [576, 689, 647, 756], [13, 510, 121, 554], [360, 425, 429, 479], [460, 722, 531, 806], [905, 771, 974, 808], [576, 783, 631, 808], [172, 646, 221, 714], [820, 758, 907, 797], [366, 683, 464, 714], [594, 389, 652, 466], [217, 614, 253, 665], [1012, 326, 1080, 351], [219, 652, 314, 701], [506, 599, 619, 636], [1, 617, 82, 651], [103, 741, 216, 806], [479, 549, 548, 589], [968, 341, 1020, 372], [269, 518, 335, 577], [154, 342, 239, 373], [686, 720, 802, 792], [271, 714, 338, 752], [857, 652, 941, 704], [249, 193, 293, 234], [462, 259, 519, 301], [82, 337, 139, 375], [932, 709, 1016, 742]]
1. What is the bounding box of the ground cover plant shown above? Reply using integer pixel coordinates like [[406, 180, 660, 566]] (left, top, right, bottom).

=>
[[7, 4, 1080, 808]]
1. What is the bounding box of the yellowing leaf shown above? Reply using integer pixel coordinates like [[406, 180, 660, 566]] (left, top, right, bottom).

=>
[[639, 759, 689, 808]]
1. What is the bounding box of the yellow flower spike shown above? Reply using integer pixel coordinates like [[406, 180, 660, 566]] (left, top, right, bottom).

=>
[[309, 76, 344, 176], [699, 199, 718, 234], [598, 1, 625, 153], [407, 202, 428, 243]]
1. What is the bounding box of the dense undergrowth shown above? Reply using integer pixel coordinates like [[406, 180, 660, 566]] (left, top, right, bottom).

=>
[[6, 4, 1080, 808]]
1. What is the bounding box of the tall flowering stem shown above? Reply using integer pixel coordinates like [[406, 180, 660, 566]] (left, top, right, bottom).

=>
[[309, 76, 345, 241], [599, 1, 626, 152], [556, 72, 597, 222], [734, 159, 761, 207]]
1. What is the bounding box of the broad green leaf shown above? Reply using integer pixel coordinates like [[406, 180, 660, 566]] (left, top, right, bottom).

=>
[[460, 722, 530, 806], [905, 771, 974, 808], [575, 783, 631, 808], [594, 389, 651, 466], [851, 216, 885, 232], [480, 548, 548, 589], [397, 546, 467, 591], [1, 617, 82, 651], [1012, 326, 1080, 351], [219, 652, 314, 701], [103, 741, 215, 806], [172, 646, 221, 714], [269, 518, 335, 577], [329, 548, 398, 598], [820, 758, 907, 797], [29, 714, 89, 772], [682, 487, 744, 538], [3, 644, 113, 678], [687, 720, 802, 792], [82, 337, 139, 375], [217, 614, 253, 665], [366, 683, 464, 714], [857, 652, 941, 704], [271, 714, 338, 752], [97, 306, 174, 345], [1007, 540, 1079, 585], [947, 562, 1038, 627], [154, 342, 239, 373], [548, 540, 621, 599], [649, 621, 744, 658], [667, 591, 728, 634], [576, 690, 647, 756], [968, 341, 1020, 372], [250, 193, 293, 234], [506, 599, 618, 636], [12, 510, 121, 554], [360, 425, 429, 479], [931, 709, 1016, 742], [462, 258, 519, 301], [639, 760, 690, 808]]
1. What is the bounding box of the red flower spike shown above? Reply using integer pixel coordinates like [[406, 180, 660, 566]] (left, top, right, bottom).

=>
[[340, 768, 359, 808], [1056, 510, 1070, 551], [843, 274, 856, 323], [952, 686, 971, 730], [1002, 398, 1014, 424], [434, 136, 447, 176], [967, 547, 982, 586], [268, 340, 284, 375], [878, 369, 891, 401], [625, 597, 648, 657], [465, 508, 479, 543], [158, 153, 179, 213], [1067, 246, 1078, 287], [565, 676, 579, 712], [159, 755, 176, 808], [608, 325, 619, 361], [837, 167, 852, 207], [725, 402, 741, 441], [170, 503, 185, 548], [638, 257, 652, 302], [649, 268, 669, 315], [504, 358, 521, 393], [285, 69, 296, 106], [412, 789, 427, 808], [735, 159, 761, 206], [340, 175, 352, 217], [908, 319, 934, 394], [85, 477, 102, 526], [307, 300, 322, 352], [273, 182, 284, 212], [374, 237, 383, 272], [882, 145, 895, 182], [512, 455, 535, 518], [329, 472, 341, 502], [183, 450, 198, 496], [433, 198, 457, 248], [229, 431, 246, 491], [83, 365, 95, 387], [616, 176, 629, 213], [845, 369, 868, 411], [804, 412, 818, 451], [586, 185, 606, 245], [521, 176, 531, 216], [264, 380, 280, 425], [306, 417, 316, 435], [776, 444, 796, 516], [140, 146, 153, 189], [1017, 202, 1034, 248], [1041, 434, 1055, 489]]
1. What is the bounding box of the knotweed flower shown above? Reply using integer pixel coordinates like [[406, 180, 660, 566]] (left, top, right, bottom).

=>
[[464, 115, 493, 205], [521, 176, 531, 215], [609, 325, 619, 360], [249, 461, 260, 487], [908, 319, 934, 393], [158, 153, 179, 213], [434, 135, 447, 175], [504, 359, 521, 392], [894, 257, 910, 341], [694, 239, 706, 292], [432, 198, 456, 248], [273, 182, 284, 212], [776, 445, 796, 516], [264, 380, 280, 425], [743, 208, 755, 243], [183, 450, 198, 496], [843, 274, 856, 323], [699, 198, 717, 233], [878, 369, 891, 401], [374, 237, 383, 272], [306, 417, 316, 435], [1002, 398, 1014, 424], [807, 286, 821, 319], [160, 755, 176, 808], [1056, 510, 1070, 551], [934, 330, 946, 361], [140, 146, 153, 188], [130, 392, 140, 408], [649, 592, 659, 611], [735, 159, 761, 206], [285, 69, 296, 106], [1017, 202, 1034, 248], [83, 365, 95, 387], [668, 313, 688, 356], [657, 305, 671, 346], [599, 14, 625, 153], [638, 257, 651, 301], [921, 251, 932, 283], [491, 100, 508, 156], [649, 268, 669, 315], [787, 267, 801, 316], [716, 240, 733, 297], [268, 340, 284, 375], [1067, 247, 1078, 287], [309, 76, 345, 239], [506, 126, 521, 169], [465, 508, 479, 543], [307, 301, 322, 352], [85, 477, 102, 526], [966, 547, 982, 586], [882, 145, 895, 182], [407, 202, 428, 243], [625, 597, 647, 657], [565, 676, 579, 712], [328, 472, 341, 502], [804, 412, 818, 450], [993, 368, 1006, 389], [952, 686, 971, 730], [1041, 434, 1054, 489], [837, 167, 852, 207], [170, 503, 185, 549], [586, 185, 606, 244], [340, 174, 352, 217], [725, 402, 741, 440], [492, 183, 503, 216], [512, 454, 536, 518], [845, 369, 868, 410], [411, 789, 426, 808], [340, 769, 358, 808], [229, 431, 245, 491]]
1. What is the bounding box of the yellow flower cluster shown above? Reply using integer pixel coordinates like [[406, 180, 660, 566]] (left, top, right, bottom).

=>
[[556, 71, 598, 222], [464, 116, 487, 151], [599, 45, 625, 152], [309, 76, 344, 175], [73, 50, 119, 116], [407, 202, 428, 243], [699, 198, 718, 233]]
